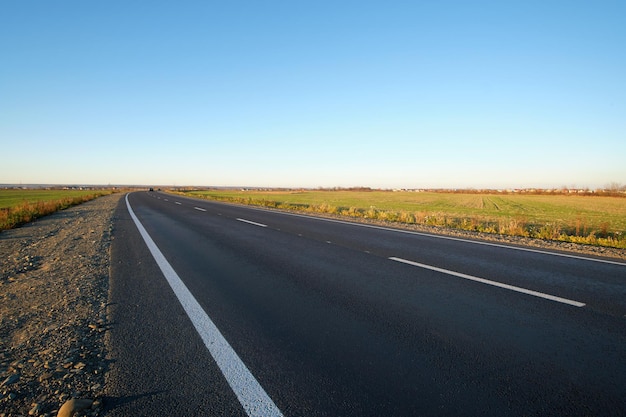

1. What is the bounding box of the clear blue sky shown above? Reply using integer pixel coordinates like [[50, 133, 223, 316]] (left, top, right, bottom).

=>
[[1, 1, 625, 189]]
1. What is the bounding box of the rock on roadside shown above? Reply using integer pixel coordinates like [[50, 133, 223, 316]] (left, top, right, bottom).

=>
[[57, 398, 94, 417], [0, 193, 123, 417]]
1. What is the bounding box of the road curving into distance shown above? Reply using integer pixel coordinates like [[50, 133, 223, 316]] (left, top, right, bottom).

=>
[[104, 191, 626, 417]]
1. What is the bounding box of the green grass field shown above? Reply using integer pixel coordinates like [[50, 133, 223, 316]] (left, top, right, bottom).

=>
[[0, 189, 112, 230], [175, 189, 626, 249], [0, 189, 108, 209]]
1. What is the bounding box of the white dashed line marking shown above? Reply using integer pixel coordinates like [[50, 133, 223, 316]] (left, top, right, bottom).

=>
[[389, 257, 586, 307], [237, 218, 267, 228]]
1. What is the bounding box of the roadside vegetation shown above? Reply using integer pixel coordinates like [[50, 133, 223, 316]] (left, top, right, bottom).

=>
[[0, 189, 113, 231], [172, 188, 626, 249]]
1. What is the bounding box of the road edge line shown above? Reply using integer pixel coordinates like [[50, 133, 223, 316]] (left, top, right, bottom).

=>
[[125, 194, 284, 417]]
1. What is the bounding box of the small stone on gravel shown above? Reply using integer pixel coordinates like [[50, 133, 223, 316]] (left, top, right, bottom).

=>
[[1, 374, 20, 387], [56, 398, 93, 417]]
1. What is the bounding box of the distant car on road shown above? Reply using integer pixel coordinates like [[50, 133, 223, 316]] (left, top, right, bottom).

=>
[[149, 188, 154, 191]]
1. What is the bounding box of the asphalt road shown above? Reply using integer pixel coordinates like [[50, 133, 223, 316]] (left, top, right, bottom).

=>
[[104, 191, 626, 416]]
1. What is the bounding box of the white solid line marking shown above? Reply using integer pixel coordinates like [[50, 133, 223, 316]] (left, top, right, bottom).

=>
[[194, 207, 207, 212], [126, 195, 283, 417], [389, 257, 586, 308], [237, 218, 267, 228]]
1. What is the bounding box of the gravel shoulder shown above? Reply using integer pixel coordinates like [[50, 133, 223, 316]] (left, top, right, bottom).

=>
[[1, 192, 624, 417], [0, 193, 123, 417], [328, 213, 626, 260]]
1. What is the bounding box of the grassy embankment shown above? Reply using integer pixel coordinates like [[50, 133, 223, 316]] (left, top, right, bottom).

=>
[[173, 189, 626, 249], [0, 189, 113, 231]]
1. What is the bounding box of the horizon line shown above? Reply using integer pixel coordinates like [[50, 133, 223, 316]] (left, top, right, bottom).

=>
[[1, 183, 624, 192]]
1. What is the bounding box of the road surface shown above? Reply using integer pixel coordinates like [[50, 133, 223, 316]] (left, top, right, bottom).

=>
[[104, 191, 626, 416]]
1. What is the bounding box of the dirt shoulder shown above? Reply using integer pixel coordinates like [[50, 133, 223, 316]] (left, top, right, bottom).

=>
[[0, 193, 123, 417]]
